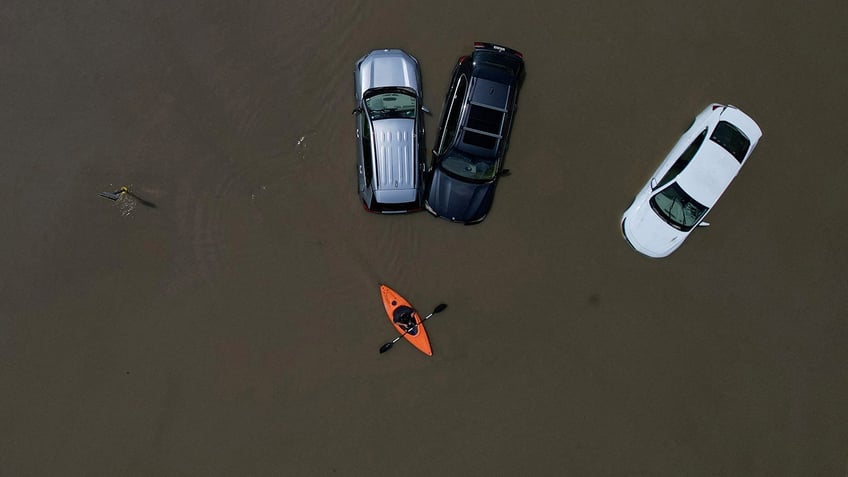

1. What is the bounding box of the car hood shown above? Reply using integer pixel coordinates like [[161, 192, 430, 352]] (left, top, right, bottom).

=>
[[357, 49, 420, 97], [622, 201, 688, 258], [427, 168, 495, 223]]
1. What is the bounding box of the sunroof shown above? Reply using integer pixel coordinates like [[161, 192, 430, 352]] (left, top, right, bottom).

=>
[[462, 130, 498, 149], [466, 104, 503, 135]]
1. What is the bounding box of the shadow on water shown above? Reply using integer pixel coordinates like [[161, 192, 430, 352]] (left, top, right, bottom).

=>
[[125, 191, 157, 208]]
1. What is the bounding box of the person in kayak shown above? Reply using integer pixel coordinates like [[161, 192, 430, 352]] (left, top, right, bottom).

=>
[[393, 307, 418, 334]]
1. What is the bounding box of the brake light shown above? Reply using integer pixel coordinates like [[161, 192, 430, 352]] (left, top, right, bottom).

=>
[[712, 104, 722, 110], [362, 201, 379, 213], [474, 42, 484, 49]]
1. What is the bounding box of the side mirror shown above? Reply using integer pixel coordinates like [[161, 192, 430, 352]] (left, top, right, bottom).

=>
[[351, 107, 362, 115], [698, 221, 710, 228], [499, 169, 511, 177], [650, 178, 658, 190], [421, 106, 431, 114]]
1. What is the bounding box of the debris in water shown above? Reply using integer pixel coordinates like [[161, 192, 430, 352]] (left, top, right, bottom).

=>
[[99, 186, 128, 201]]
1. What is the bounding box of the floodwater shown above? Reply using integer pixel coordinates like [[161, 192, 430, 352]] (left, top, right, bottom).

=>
[[2, 1, 847, 475]]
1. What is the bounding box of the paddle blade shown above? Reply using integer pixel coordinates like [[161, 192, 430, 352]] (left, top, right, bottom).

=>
[[433, 303, 447, 314], [379, 342, 394, 354]]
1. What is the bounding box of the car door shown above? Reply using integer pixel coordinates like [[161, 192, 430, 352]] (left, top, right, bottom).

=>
[[356, 108, 375, 205], [415, 105, 427, 196], [355, 109, 366, 194]]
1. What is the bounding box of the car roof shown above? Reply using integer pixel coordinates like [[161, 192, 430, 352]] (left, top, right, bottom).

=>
[[675, 106, 761, 206], [470, 76, 511, 110], [371, 118, 418, 197], [454, 76, 513, 158], [676, 140, 744, 207]]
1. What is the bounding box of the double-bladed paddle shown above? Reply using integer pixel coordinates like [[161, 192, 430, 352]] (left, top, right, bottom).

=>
[[379, 303, 447, 354]]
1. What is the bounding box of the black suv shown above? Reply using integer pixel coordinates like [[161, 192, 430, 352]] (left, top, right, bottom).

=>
[[425, 42, 524, 224]]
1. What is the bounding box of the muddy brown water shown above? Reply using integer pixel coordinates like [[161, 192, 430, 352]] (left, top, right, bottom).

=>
[[2, 1, 847, 475]]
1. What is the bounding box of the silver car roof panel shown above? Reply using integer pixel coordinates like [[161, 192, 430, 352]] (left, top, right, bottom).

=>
[[371, 118, 417, 197]]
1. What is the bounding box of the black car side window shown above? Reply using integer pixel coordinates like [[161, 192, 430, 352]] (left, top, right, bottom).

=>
[[438, 75, 468, 155], [361, 115, 373, 186], [656, 128, 708, 189]]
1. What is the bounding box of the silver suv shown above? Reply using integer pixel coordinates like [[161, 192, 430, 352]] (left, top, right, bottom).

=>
[[353, 49, 429, 213]]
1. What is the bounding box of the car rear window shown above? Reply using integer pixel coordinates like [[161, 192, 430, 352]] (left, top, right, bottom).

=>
[[710, 121, 750, 163], [473, 52, 522, 78], [373, 201, 421, 213]]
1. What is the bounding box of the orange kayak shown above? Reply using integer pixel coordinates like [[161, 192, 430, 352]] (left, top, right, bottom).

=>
[[380, 284, 432, 356]]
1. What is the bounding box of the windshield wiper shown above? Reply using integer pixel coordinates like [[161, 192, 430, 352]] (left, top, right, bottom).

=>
[[663, 196, 686, 231]]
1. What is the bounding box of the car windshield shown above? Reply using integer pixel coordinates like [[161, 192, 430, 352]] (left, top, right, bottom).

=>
[[649, 182, 709, 232], [365, 90, 417, 120], [440, 149, 497, 181]]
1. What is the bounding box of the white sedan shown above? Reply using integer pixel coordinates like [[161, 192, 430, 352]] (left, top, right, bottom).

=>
[[621, 104, 762, 258]]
